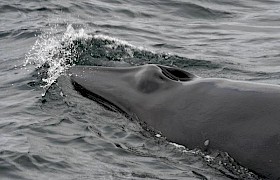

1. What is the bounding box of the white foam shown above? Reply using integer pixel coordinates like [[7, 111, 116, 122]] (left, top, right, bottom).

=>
[[169, 142, 186, 149], [25, 24, 92, 95], [25, 24, 172, 96], [155, 134, 161, 138]]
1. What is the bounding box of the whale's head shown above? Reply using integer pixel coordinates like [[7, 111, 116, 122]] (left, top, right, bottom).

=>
[[69, 64, 196, 116], [69, 64, 280, 179]]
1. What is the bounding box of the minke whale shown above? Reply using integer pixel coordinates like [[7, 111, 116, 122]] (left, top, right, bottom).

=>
[[69, 64, 280, 179]]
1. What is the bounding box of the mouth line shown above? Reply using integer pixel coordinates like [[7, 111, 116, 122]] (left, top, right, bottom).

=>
[[71, 80, 135, 120]]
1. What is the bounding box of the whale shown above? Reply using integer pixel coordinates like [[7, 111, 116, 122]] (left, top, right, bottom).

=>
[[69, 64, 280, 179]]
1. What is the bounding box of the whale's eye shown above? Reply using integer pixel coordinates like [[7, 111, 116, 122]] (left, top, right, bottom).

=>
[[158, 65, 195, 81]]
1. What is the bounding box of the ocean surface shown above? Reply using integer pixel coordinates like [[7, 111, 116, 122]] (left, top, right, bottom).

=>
[[1, 0, 280, 179]]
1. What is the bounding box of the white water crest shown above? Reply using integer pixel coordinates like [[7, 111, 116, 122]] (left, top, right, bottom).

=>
[[24, 25, 155, 96], [24, 25, 92, 95]]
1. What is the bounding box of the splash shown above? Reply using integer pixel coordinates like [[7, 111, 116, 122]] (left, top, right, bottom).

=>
[[24, 25, 146, 96], [25, 24, 215, 96], [25, 25, 92, 96]]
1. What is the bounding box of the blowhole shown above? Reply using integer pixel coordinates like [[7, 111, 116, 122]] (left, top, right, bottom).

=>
[[158, 65, 195, 81]]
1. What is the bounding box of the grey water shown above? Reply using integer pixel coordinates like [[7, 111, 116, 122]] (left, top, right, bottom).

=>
[[1, 0, 280, 179]]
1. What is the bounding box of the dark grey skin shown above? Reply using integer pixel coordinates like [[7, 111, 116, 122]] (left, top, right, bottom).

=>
[[69, 64, 280, 179]]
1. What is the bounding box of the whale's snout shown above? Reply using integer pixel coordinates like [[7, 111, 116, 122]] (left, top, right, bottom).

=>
[[69, 64, 196, 96], [68, 64, 191, 115]]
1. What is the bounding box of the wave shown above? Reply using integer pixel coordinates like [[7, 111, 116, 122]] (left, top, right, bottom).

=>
[[25, 25, 218, 95], [0, 4, 70, 14], [0, 28, 38, 40], [156, 1, 233, 19]]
